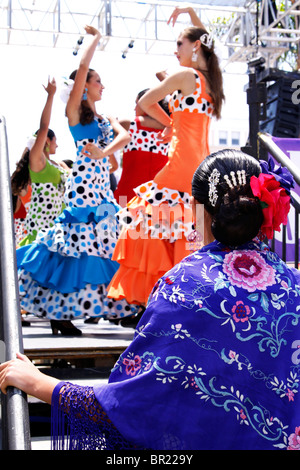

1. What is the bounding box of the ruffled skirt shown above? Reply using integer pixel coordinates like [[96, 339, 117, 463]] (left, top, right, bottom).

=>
[[17, 200, 138, 320], [108, 181, 202, 305]]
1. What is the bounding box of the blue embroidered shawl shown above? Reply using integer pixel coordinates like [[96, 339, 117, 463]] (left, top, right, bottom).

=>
[[53, 239, 300, 450]]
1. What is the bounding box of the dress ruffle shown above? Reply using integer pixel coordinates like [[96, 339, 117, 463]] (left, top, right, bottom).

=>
[[17, 244, 119, 293], [108, 181, 194, 305], [117, 181, 193, 243], [56, 198, 120, 224], [19, 269, 137, 320], [36, 217, 118, 259]]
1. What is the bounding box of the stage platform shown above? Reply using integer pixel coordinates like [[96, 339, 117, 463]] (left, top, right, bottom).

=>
[[22, 316, 134, 368]]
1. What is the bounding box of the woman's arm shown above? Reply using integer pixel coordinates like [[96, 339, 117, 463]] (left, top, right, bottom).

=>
[[167, 6, 207, 30], [101, 116, 131, 157], [66, 25, 101, 125], [81, 117, 130, 161], [139, 68, 196, 125], [108, 154, 118, 173], [29, 77, 56, 173], [118, 119, 131, 132], [0, 353, 112, 428]]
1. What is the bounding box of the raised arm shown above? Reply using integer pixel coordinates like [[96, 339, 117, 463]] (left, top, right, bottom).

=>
[[167, 6, 207, 30], [29, 77, 56, 173], [66, 25, 101, 125], [139, 68, 196, 125]]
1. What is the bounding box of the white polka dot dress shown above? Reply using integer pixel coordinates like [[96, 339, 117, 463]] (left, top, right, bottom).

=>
[[17, 116, 138, 321]]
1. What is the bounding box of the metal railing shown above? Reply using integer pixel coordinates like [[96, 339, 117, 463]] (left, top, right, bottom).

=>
[[258, 132, 300, 269], [0, 115, 31, 450]]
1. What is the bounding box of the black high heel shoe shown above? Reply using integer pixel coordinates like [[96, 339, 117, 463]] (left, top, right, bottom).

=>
[[84, 316, 99, 324], [120, 306, 145, 329], [50, 320, 82, 336]]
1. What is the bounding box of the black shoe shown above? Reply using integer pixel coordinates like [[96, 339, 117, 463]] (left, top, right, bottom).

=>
[[108, 319, 121, 325], [84, 316, 100, 324], [120, 307, 145, 329], [50, 320, 82, 336]]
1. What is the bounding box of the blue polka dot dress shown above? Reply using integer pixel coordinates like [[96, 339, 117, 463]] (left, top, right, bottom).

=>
[[16, 116, 138, 321]]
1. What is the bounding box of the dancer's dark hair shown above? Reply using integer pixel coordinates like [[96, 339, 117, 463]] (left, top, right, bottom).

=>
[[183, 27, 225, 119], [137, 88, 170, 116], [69, 68, 95, 125]]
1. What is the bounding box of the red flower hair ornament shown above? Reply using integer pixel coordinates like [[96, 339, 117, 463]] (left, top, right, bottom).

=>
[[250, 159, 294, 239]]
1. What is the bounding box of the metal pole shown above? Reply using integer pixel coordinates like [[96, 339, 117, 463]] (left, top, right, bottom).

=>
[[0, 116, 31, 450]]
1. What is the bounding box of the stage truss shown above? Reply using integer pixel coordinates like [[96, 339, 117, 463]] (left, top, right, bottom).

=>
[[0, 0, 300, 69]]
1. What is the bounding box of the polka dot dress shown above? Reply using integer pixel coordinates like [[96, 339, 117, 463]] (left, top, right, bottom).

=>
[[19, 160, 67, 246], [114, 117, 169, 206], [17, 116, 138, 321]]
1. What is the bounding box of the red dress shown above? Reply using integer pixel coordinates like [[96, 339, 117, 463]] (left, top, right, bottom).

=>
[[114, 117, 169, 207]]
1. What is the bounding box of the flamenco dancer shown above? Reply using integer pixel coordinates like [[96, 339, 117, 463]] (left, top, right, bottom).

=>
[[108, 21, 225, 325], [17, 26, 138, 335], [11, 77, 68, 248]]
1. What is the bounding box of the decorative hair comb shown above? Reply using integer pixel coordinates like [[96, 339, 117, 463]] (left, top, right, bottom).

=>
[[200, 33, 213, 49], [209, 169, 247, 207], [208, 168, 220, 207], [224, 170, 246, 189]]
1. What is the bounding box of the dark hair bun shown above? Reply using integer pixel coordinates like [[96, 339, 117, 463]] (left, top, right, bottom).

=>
[[192, 149, 264, 246], [211, 187, 263, 246]]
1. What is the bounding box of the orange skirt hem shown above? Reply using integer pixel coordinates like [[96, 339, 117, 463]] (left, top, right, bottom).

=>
[[108, 234, 190, 305]]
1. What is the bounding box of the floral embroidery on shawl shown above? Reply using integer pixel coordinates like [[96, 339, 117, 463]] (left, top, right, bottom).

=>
[[109, 239, 300, 449]]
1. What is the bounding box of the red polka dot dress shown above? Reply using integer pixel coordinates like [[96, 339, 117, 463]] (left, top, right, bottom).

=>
[[114, 117, 169, 207], [108, 71, 213, 305]]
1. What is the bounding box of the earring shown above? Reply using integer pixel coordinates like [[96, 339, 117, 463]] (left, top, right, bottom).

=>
[[192, 48, 198, 62], [82, 87, 88, 101], [187, 229, 203, 252]]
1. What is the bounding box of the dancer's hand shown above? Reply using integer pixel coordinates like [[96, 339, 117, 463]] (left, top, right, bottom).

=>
[[84, 25, 101, 38], [0, 352, 59, 404], [1, 353, 44, 395], [167, 6, 204, 29], [43, 76, 56, 96], [82, 143, 105, 160], [157, 126, 172, 144], [167, 7, 190, 26]]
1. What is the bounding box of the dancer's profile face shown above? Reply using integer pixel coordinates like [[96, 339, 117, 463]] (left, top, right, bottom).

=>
[[48, 135, 58, 154], [86, 71, 104, 102], [174, 33, 194, 67]]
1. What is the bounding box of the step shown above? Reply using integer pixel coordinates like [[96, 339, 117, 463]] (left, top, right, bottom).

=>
[[22, 316, 134, 367]]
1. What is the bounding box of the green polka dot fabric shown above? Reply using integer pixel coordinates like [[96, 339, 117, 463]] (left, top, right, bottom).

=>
[[19, 159, 66, 246]]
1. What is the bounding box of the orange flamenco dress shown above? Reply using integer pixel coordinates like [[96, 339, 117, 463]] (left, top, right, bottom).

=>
[[108, 70, 213, 305]]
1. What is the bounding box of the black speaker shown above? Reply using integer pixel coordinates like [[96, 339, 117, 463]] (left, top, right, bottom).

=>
[[259, 76, 300, 138]]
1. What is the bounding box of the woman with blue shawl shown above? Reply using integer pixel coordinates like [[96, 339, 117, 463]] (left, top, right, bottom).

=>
[[1, 149, 300, 450]]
